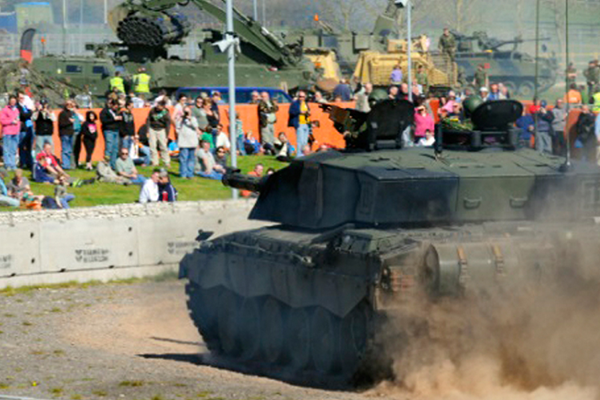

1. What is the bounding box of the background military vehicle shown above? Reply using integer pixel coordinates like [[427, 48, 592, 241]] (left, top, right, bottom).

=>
[[32, 0, 323, 99], [447, 31, 558, 97], [179, 97, 600, 384]]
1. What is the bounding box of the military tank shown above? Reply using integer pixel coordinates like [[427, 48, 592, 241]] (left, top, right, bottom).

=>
[[179, 98, 600, 386], [444, 31, 558, 97]]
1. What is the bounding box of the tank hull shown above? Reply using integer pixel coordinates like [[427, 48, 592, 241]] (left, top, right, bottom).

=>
[[180, 219, 600, 385]]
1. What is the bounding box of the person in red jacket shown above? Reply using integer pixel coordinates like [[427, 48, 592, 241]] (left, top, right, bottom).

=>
[[0, 95, 21, 170]]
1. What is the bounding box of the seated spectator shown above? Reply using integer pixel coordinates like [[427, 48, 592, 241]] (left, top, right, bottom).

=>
[[116, 148, 146, 185], [139, 169, 160, 203], [54, 175, 75, 209], [244, 131, 262, 155], [215, 124, 231, 151], [34, 143, 69, 184], [0, 168, 19, 207], [241, 163, 264, 198], [7, 168, 30, 201], [96, 156, 131, 185], [274, 132, 294, 161], [133, 126, 151, 166], [416, 129, 436, 147], [195, 140, 226, 180], [215, 146, 228, 169], [158, 169, 178, 202]]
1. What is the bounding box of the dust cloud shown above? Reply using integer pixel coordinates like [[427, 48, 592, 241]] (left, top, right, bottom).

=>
[[372, 249, 600, 400]]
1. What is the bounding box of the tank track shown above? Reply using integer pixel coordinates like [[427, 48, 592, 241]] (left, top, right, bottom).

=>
[[185, 281, 375, 387]]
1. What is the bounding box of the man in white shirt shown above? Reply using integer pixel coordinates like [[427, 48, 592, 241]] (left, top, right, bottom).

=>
[[139, 169, 160, 203]]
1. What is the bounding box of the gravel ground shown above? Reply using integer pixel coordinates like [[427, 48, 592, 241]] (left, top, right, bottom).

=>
[[0, 280, 397, 400]]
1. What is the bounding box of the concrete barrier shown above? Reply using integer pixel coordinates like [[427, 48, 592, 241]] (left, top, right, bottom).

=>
[[0, 200, 268, 289]]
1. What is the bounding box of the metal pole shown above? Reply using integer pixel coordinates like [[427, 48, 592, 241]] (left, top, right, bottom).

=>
[[104, 0, 107, 25], [564, 0, 571, 167], [226, 0, 238, 199], [407, 0, 412, 102], [79, 0, 83, 54], [534, 0, 540, 137], [253, 0, 257, 20], [62, 0, 67, 54]]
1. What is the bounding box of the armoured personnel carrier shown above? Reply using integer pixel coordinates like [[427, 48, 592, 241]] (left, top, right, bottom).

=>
[[180, 98, 600, 385], [32, 0, 322, 99]]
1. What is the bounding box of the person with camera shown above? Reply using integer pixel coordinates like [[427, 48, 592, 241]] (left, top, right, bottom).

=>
[[175, 105, 199, 179], [32, 99, 56, 155]]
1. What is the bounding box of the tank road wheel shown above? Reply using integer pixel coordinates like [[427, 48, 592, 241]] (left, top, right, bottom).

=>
[[310, 307, 339, 375], [239, 297, 262, 361], [261, 298, 284, 364], [339, 303, 370, 375], [185, 283, 221, 351], [518, 81, 535, 98], [217, 290, 241, 356], [285, 308, 311, 370]]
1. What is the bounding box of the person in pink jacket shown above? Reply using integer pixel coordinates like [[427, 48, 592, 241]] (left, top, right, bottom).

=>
[[0, 95, 21, 170], [414, 104, 435, 140]]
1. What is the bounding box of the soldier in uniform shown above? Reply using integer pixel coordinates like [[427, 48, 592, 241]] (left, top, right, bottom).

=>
[[109, 71, 125, 94], [415, 65, 429, 94], [438, 28, 456, 63], [584, 60, 599, 100], [473, 64, 489, 90], [132, 67, 151, 97], [566, 62, 577, 88]]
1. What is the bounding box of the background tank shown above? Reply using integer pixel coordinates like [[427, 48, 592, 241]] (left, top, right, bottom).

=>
[[446, 30, 558, 97], [180, 99, 600, 385]]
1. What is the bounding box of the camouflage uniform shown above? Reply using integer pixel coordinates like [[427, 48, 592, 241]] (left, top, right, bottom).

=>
[[438, 32, 456, 62], [584, 64, 600, 98], [416, 70, 429, 92], [566, 64, 577, 88], [474, 68, 488, 89]]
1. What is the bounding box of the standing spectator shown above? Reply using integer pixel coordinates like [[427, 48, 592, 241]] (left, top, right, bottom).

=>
[[488, 84, 501, 101], [175, 105, 199, 179], [498, 83, 511, 99], [16, 91, 34, 169], [71, 104, 84, 168], [0, 167, 19, 207], [438, 28, 456, 63], [414, 104, 435, 140], [139, 169, 160, 203], [258, 91, 279, 150], [249, 91, 260, 104], [516, 108, 535, 148], [534, 100, 554, 154], [355, 83, 373, 113], [576, 105, 597, 163], [212, 91, 225, 106], [235, 112, 245, 156], [192, 97, 209, 131], [584, 60, 598, 99], [100, 100, 122, 170], [390, 65, 403, 85], [75, 84, 93, 108], [399, 83, 410, 100], [32, 99, 55, 155], [146, 100, 171, 168], [564, 83, 582, 105], [80, 111, 98, 170], [241, 163, 264, 198], [551, 99, 567, 155], [195, 140, 225, 180], [215, 124, 231, 151], [173, 94, 188, 120], [0, 95, 20, 170], [120, 100, 135, 152], [333, 79, 352, 101], [58, 100, 76, 170], [158, 170, 177, 202], [116, 147, 146, 185], [473, 64, 488, 90], [288, 91, 311, 157], [416, 65, 429, 94], [388, 86, 399, 100], [153, 89, 172, 107], [566, 62, 577, 88]]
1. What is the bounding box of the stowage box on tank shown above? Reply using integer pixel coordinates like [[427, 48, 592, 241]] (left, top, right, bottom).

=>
[[180, 99, 600, 385]]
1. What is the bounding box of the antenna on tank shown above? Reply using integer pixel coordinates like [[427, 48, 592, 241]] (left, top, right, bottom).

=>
[[563, 0, 572, 170]]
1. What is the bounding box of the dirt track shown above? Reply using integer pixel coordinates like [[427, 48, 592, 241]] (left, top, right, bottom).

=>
[[0, 280, 395, 400]]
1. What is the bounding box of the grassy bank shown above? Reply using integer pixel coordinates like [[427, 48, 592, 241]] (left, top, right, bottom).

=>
[[3, 155, 286, 209]]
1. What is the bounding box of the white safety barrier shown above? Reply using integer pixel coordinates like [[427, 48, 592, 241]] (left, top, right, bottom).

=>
[[0, 200, 268, 289]]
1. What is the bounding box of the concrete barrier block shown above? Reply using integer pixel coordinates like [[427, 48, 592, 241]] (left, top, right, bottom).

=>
[[39, 218, 139, 272], [0, 223, 41, 278]]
